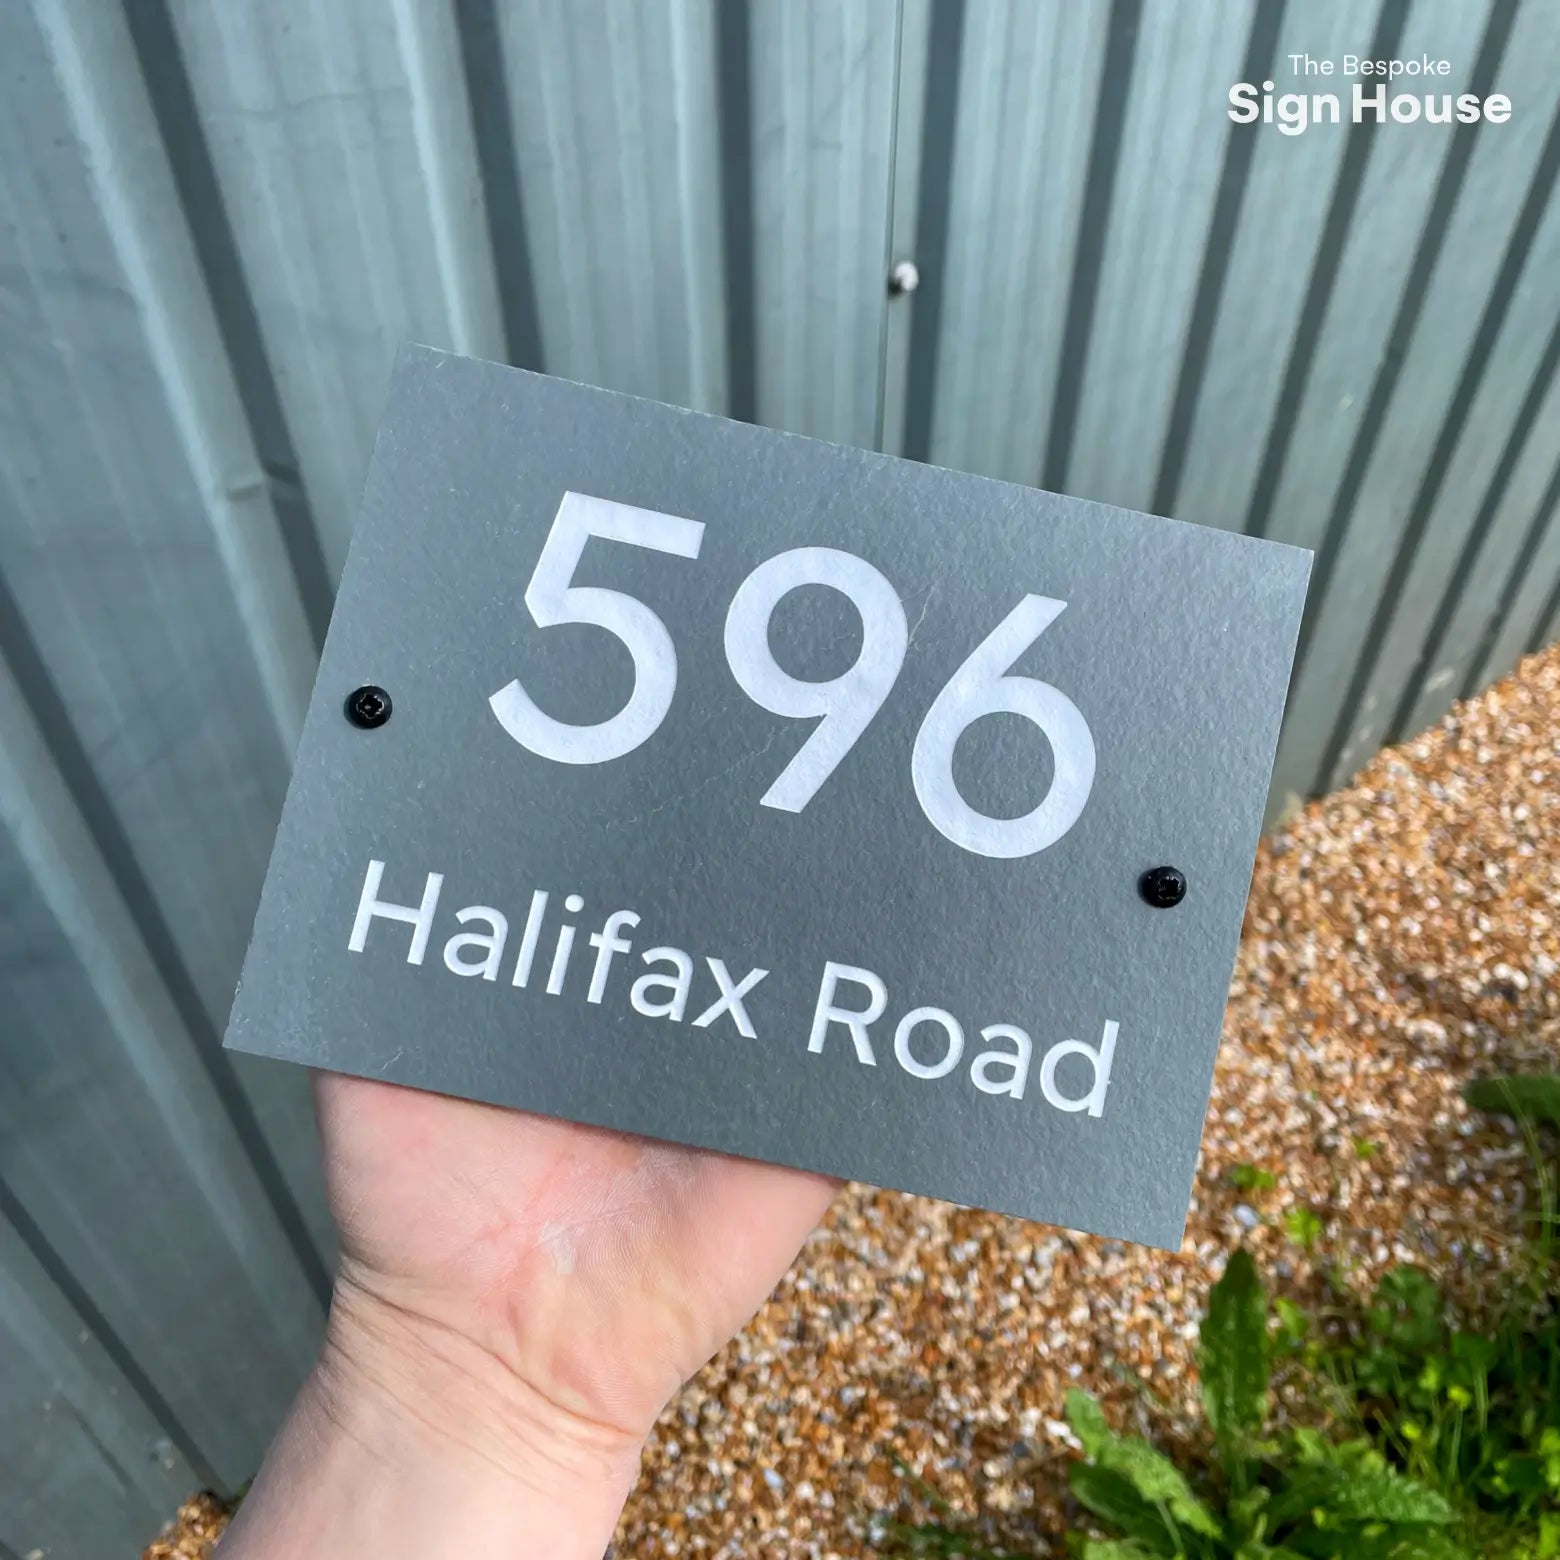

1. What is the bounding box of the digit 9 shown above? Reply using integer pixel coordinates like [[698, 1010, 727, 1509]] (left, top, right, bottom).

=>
[[723, 547, 908, 813]]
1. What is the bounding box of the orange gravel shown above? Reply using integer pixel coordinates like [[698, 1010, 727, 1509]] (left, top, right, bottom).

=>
[[143, 643, 1559, 1559], [143, 1494, 229, 1558]]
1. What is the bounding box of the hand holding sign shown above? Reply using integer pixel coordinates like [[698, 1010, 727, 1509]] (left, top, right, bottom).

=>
[[216, 1071, 836, 1559], [226, 348, 1309, 1248]]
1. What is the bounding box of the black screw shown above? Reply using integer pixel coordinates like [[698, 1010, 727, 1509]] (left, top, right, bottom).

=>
[[1139, 865, 1187, 909], [345, 685, 392, 729]]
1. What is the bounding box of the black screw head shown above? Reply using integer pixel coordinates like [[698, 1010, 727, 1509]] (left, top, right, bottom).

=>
[[345, 685, 392, 729], [1139, 865, 1187, 909]]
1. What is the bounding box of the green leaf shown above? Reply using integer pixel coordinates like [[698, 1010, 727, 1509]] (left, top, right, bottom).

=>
[[1298, 1437, 1388, 1479], [1287, 1427, 1332, 1465], [1077, 1542, 1166, 1560], [1226, 1485, 1272, 1547], [1332, 1529, 1471, 1560], [1068, 1465, 1181, 1556], [1368, 1267, 1444, 1353], [1099, 1441, 1222, 1539], [1487, 1451, 1546, 1496], [1273, 1298, 1308, 1341], [1064, 1392, 1221, 1540], [1538, 1511, 1560, 1560], [1270, 1438, 1452, 1523], [1447, 1330, 1496, 1375], [1282, 1206, 1324, 1250], [1228, 1486, 1270, 1524], [1202, 1248, 1270, 1485], [1319, 1474, 1452, 1525], [1066, 1390, 1115, 1460], [1264, 1461, 1346, 1530], [1464, 1073, 1560, 1129]]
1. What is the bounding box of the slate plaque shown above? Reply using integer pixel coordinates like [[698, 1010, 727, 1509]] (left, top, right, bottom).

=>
[[226, 346, 1310, 1248]]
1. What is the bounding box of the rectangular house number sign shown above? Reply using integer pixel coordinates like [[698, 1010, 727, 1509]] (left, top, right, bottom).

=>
[[226, 346, 1310, 1248]]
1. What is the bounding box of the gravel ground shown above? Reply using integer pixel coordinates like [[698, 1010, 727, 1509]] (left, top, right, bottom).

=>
[[145, 644, 1559, 1559], [144, 1494, 228, 1558]]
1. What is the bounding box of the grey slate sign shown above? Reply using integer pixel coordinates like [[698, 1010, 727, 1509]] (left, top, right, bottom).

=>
[[226, 345, 1311, 1248]]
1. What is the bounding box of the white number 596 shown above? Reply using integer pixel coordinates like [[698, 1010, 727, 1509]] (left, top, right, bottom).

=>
[[490, 491, 1096, 859]]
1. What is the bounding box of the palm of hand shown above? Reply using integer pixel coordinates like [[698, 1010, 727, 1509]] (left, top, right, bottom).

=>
[[314, 1072, 838, 1443]]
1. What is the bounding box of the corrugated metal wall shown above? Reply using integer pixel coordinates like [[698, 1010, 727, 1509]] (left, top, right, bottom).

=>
[[2, 0, 1558, 1550]]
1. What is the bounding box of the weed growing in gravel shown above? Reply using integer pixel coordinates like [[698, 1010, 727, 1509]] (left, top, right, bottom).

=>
[[883, 1252, 1463, 1558], [1060, 1250, 1463, 1558], [1286, 1075, 1560, 1557], [1281, 1205, 1325, 1252], [1293, 1263, 1559, 1557], [880, 1074, 1560, 1560], [1227, 1164, 1278, 1195]]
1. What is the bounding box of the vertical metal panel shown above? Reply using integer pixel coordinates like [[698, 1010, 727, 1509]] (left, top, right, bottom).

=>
[[1471, 468, 1560, 688], [0, 657, 321, 1487], [478, 0, 898, 444], [1149, 0, 1360, 531], [1324, 188, 1560, 775], [0, 1206, 197, 1556], [1062, 0, 1252, 514], [923, 0, 1112, 483], [1377, 321, 1560, 744], [25, 1, 317, 751], [1246, 0, 1499, 559], [481, 0, 727, 411], [163, 0, 506, 577], [746, 0, 900, 445], [1270, 0, 1560, 800], [4, 0, 331, 1261], [878, 0, 931, 456]]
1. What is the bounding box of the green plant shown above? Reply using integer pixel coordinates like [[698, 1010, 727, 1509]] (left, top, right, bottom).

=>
[[1282, 1205, 1324, 1251], [1294, 1075, 1560, 1555], [881, 1078, 1560, 1560], [1063, 1249, 1464, 1558], [1228, 1163, 1278, 1194], [1308, 1264, 1560, 1555], [1464, 1075, 1560, 1133]]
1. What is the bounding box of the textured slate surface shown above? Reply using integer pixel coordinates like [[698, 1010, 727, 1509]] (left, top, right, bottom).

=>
[[227, 349, 1309, 1250]]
